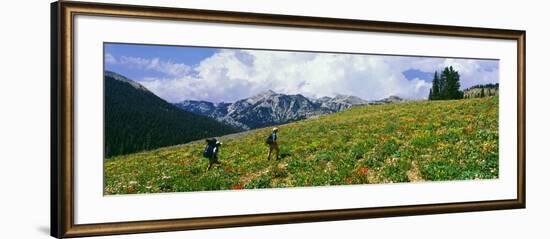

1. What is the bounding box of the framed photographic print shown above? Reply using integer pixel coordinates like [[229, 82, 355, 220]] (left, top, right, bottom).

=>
[[51, 1, 526, 238]]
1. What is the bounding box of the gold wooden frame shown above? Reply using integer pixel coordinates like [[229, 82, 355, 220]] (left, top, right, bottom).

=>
[[51, 1, 526, 238]]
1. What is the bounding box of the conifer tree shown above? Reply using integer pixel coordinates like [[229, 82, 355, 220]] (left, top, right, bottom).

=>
[[430, 71, 440, 100], [428, 67, 463, 100], [447, 66, 462, 99]]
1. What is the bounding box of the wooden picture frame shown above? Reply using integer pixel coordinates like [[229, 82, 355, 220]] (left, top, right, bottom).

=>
[[51, 1, 525, 238]]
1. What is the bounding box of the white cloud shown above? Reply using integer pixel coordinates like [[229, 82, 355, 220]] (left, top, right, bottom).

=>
[[380, 56, 499, 88], [121, 49, 498, 103], [105, 52, 117, 64], [438, 59, 499, 88], [111, 56, 192, 77]]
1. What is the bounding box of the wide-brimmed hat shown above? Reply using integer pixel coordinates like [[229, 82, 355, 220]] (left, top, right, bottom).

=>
[[272, 127, 279, 132]]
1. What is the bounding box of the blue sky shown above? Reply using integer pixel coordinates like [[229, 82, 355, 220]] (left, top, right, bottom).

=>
[[402, 69, 437, 82], [105, 43, 499, 103], [105, 44, 217, 80]]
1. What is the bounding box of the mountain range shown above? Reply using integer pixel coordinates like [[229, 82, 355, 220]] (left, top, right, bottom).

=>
[[104, 70, 407, 157], [175, 90, 404, 130]]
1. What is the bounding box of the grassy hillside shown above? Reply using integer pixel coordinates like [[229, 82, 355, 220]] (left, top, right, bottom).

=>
[[104, 97, 498, 194]]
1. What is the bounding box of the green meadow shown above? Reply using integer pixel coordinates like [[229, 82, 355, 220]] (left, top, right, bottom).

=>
[[104, 97, 498, 194]]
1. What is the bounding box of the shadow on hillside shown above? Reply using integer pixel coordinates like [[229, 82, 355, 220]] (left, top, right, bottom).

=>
[[279, 152, 291, 159]]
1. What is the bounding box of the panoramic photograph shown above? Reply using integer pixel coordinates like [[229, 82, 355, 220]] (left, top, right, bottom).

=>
[[103, 43, 499, 195]]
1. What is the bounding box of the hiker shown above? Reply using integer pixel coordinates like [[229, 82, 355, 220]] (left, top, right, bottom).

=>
[[203, 138, 222, 170], [266, 127, 280, 160]]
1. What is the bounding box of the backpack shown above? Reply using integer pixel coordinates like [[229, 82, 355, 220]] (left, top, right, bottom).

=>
[[203, 139, 217, 158], [203, 144, 213, 158], [265, 134, 273, 145]]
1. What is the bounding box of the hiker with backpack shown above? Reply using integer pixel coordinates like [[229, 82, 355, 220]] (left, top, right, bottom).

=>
[[203, 138, 222, 170], [266, 127, 280, 161]]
